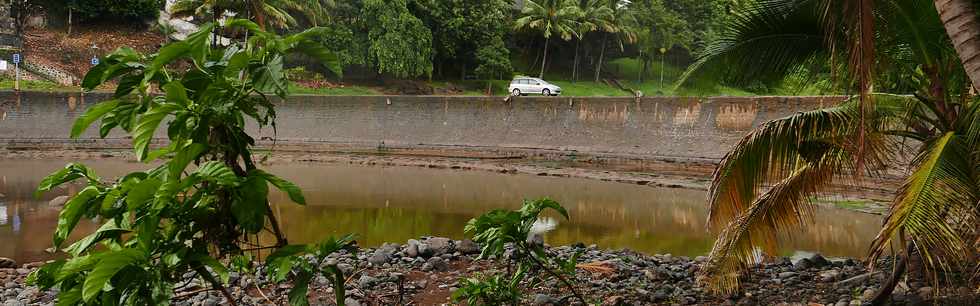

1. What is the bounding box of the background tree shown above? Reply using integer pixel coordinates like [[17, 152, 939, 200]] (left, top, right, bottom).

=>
[[514, 0, 581, 78], [170, 0, 333, 30], [362, 0, 433, 78], [409, 0, 512, 79], [593, 0, 635, 82], [474, 35, 513, 94], [569, 0, 614, 82], [631, 0, 691, 83]]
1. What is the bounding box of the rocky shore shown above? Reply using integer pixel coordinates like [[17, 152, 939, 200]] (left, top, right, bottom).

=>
[[2, 237, 975, 306]]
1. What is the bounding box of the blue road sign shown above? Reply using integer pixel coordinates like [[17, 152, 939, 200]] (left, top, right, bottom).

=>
[[11, 53, 20, 64], [91, 56, 99, 65]]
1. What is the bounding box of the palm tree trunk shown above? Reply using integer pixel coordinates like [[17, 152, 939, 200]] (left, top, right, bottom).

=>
[[868, 243, 915, 306], [935, 0, 980, 90], [595, 34, 608, 82], [539, 37, 550, 79], [572, 39, 580, 82]]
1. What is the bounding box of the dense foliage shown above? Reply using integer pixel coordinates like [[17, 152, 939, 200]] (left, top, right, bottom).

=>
[[26, 20, 347, 305], [69, 0, 163, 21], [153, 0, 727, 83]]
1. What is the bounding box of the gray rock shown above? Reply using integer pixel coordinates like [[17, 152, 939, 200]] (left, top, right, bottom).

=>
[[337, 263, 353, 274], [793, 258, 813, 270], [421, 257, 448, 272], [3, 299, 26, 306], [819, 270, 841, 282], [368, 252, 389, 266], [808, 253, 831, 268], [417, 280, 428, 289], [532, 293, 558, 305], [778, 272, 797, 279], [425, 237, 454, 256], [403, 239, 420, 257], [316, 275, 329, 286], [3, 283, 16, 290], [203, 297, 219, 306], [0, 258, 14, 269], [417, 242, 434, 258], [358, 275, 379, 289], [14, 269, 28, 275], [344, 297, 362, 306], [48, 195, 69, 207], [456, 239, 479, 255]]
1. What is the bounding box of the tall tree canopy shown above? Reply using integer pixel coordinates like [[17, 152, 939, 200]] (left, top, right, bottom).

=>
[[362, 0, 433, 78]]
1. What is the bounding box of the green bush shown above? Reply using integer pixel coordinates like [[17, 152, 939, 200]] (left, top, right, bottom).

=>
[[69, 0, 163, 22]]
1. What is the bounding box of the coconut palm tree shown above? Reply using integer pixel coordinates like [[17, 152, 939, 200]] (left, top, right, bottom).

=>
[[678, 0, 980, 302], [593, 0, 636, 82], [170, 0, 333, 30], [571, 0, 615, 82], [515, 0, 581, 78]]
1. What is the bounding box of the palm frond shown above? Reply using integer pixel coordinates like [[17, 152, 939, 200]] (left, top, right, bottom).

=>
[[700, 154, 839, 293], [869, 132, 978, 274], [675, 0, 829, 90], [707, 101, 858, 229]]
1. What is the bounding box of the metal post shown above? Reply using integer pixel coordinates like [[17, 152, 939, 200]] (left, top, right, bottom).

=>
[[14, 61, 18, 91]]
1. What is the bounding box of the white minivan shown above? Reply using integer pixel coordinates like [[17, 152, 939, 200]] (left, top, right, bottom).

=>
[[508, 77, 562, 96]]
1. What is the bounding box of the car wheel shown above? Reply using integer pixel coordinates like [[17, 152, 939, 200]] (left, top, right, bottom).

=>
[[512, 89, 521, 96], [542, 89, 551, 96]]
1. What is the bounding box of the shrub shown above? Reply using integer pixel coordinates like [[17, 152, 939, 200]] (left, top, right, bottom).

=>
[[69, 0, 163, 22]]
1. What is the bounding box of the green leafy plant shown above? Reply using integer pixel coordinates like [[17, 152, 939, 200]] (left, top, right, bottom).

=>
[[265, 235, 358, 306], [27, 19, 342, 305], [452, 266, 526, 306], [454, 198, 586, 305]]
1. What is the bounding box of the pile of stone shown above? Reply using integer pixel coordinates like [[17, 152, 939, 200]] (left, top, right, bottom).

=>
[[1, 238, 975, 306]]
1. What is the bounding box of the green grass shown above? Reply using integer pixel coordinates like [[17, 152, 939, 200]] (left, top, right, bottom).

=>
[[287, 82, 381, 95]]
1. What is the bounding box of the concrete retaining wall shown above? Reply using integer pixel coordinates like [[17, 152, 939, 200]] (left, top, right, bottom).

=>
[[0, 91, 846, 161]]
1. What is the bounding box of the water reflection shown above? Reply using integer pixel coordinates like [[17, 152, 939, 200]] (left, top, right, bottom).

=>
[[0, 159, 882, 262]]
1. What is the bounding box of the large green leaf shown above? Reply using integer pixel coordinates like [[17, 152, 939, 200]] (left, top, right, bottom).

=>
[[252, 54, 286, 96], [71, 100, 121, 138], [126, 178, 162, 210], [82, 249, 146, 302], [36, 163, 101, 198], [168, 143, 207, 180], [194, 161, 239, 186], [55, 287, 83, 306], [293, 41, 343, 78], [163, 81, 191, 106], [256, 170, 306, 205], [55, 186, 102, 248], [133, 103, 183, 162], [232, 174, 270, 233], [64, 222, 131, 256]]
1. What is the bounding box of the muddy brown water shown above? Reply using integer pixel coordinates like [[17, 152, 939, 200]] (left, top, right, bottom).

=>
[[0, 159, 881, 263]]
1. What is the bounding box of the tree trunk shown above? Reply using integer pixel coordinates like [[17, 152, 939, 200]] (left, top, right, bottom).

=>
[[67, 8, 72, 35], [935, 0, 980, 90], [595, 34, 608, 82], [869, 243, 916, 306], [539, 37, 550, 78], [572, 39, 580, 82]]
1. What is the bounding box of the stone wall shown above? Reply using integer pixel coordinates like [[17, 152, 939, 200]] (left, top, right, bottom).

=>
[[0, 91, 846, 161]]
